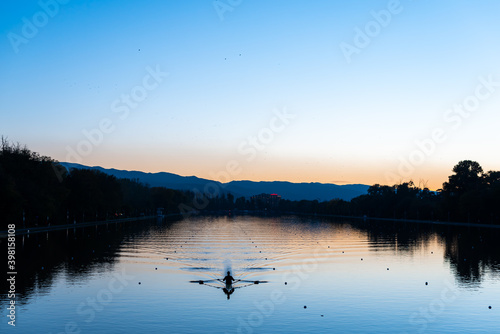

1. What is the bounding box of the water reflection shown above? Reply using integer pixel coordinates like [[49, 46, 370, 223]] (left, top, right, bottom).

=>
[[0, 217, 179, 308], [443, 228, 500, 285], [1, 215, 499, 308], [338, 218, 500, 284]]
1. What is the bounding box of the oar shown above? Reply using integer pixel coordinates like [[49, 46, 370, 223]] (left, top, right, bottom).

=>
[[190, 279, 269, 285], [189, 279, 219, 284], [233, 284, 253, 289], [235, 279, 269, 284]]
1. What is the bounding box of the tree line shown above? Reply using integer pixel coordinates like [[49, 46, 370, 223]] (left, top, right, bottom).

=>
[[276, 160, 499, 225], [1, 138, 499, 229], [0, 138, 194, 229], [211, 160, 500, 225]]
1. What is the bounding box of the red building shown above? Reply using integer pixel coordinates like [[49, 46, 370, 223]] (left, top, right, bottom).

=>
[[250, 193, 281, 209]]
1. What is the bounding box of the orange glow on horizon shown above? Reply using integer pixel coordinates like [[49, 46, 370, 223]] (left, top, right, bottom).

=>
[[62, 149, 455, 192]]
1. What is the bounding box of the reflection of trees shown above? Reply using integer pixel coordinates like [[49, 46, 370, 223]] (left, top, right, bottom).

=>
[[326, 217, 500, 284], [0, 218, 177, 308], [341, 218, 437, 254], [2, 215, 499, 307], [442, 228, 500, 285]]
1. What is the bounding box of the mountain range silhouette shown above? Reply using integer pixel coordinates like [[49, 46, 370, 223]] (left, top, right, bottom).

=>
[[61, 163, 369, 201]]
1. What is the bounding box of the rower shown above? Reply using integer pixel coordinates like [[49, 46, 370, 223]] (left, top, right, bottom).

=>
[[222, 271, 235, 300], [223, 271, 235, 285]]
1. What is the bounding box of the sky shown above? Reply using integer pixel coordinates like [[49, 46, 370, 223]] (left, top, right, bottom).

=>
[[1, 0, 500, 190]]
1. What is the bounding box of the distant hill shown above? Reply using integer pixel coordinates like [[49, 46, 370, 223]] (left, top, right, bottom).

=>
[[60, 163, 369, 201]]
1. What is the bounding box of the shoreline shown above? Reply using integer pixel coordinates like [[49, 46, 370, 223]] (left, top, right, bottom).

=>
[[289, 212, 500, 229], [0, 214, 182, 237], [200, 210, 500, 229], [2, 211, 499, 237]]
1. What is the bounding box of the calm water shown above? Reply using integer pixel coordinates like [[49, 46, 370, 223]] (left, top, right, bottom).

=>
[[1, 215, 499, 333]]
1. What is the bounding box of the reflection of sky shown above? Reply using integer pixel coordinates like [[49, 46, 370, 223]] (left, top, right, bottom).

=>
[[1, 1, 500, 189], [2, 216, 499, 333]]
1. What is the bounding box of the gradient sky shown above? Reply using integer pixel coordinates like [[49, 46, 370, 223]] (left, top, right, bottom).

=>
[[1, 0, 500, 190]]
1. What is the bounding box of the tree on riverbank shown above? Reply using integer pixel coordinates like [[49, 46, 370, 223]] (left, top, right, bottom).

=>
[[2, 138, 499, 228], [275, 161, 499, 224], [0, 138, 68, 227], [441, 160, 500, 223], [0, 138, 194, 229]]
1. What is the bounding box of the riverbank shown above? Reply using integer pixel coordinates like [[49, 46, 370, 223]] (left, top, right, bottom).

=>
[[0, 214, 183, 237], [291, 212, 500, 229], [199, 210, 500, 229], [3, 210, 499, 237]]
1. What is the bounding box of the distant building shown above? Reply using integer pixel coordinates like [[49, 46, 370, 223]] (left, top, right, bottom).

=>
[[250, 193, 281, 209]]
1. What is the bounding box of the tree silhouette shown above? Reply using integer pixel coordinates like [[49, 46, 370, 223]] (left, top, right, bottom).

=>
[[2, 138, 499, 227], [442, 160, 484, 195], [0, 138, 196, 229]]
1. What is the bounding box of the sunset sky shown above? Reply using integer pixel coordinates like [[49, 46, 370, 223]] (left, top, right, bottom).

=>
[[1, 0, 500, 190]]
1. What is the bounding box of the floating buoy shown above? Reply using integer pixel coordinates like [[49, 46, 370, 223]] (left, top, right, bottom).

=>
[[138, 282, 141, 285], [273, 268, 275, 270], [488, 306, 492, 309], [425, 282, 428, 285], [387, 268, 389, 270], [285, 282, 287, 285], [321, 315, 324, 317], [304, 306, 307, 309], [155, 268, 157, 270]]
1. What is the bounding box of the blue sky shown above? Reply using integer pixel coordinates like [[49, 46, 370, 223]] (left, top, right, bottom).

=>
[[1, 0, 499, 189]]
